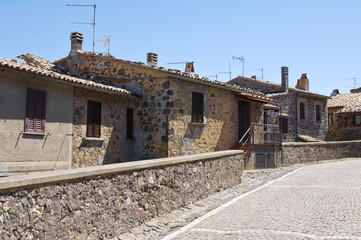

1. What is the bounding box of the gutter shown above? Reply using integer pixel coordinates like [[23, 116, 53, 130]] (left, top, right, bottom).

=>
[[295, 92, 299, 142]]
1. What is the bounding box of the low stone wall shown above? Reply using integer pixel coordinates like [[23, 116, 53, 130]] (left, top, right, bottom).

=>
[[277, 140, 361, 166], [0, 150, 243, 239]]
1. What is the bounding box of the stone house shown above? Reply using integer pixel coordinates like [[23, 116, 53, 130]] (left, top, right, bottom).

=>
[[228, 67, 329, 142], [54, 32, 274, 163], [328, 89, 361, 140], [0, 55, 139, 175]]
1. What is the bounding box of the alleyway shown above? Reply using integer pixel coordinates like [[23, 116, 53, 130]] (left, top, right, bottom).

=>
[[162, 159, 361, 240]]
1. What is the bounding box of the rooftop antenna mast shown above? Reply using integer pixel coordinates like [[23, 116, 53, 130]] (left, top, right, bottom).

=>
[[66, 4, 96, 53], [219, 61, 232, 80], [254, 68, 264, 79], [204, 74, 218, 80], [96, 34, 110, 54], [233, 56, 244, 76], [344, 77, 358, 89]]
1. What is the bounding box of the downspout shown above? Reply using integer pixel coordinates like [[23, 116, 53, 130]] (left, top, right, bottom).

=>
[[279, 105, 283, 165], [295, 93, 298, 142]]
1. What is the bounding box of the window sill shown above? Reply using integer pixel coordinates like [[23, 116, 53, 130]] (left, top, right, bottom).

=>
[[83, 137, 105, 141], [191, 121, 206, 126], [23, 132, 46, 136]]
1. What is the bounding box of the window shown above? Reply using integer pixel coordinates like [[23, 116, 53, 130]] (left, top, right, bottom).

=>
[[192, 92, 204, 123], [300, 103, 305, 119], [281, 117, 288, 134], [25, 89, 46, 133], [316, 105, 321, 121], [87, 100, 101, 138], [354, 114, 361, 125], [328, 114, 334, 126], [126, 108, 134, 139]]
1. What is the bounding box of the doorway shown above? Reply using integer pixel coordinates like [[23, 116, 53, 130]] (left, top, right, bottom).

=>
[[238, 101, 251, 140]]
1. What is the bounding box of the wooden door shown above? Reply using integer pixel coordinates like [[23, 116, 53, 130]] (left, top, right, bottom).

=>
[[238, 101, 251, 140]]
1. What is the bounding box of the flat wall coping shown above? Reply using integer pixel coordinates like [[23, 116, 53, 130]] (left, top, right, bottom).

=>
[[0, 150, 243, 192], [282, 140, 361, 147]]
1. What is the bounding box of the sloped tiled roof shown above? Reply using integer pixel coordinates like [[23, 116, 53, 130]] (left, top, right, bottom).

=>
[[0, 57, 135, 97], [56, 52, 274, 103], [328, 92, 361, 114]]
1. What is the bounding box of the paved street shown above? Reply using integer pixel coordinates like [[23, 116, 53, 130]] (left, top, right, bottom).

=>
[[163, 159, 361, 240]]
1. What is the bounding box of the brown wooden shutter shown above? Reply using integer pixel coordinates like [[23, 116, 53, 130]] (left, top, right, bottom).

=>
[[25, 89, 46, 133], [282, 117, 288, 134], [192, 92, 204, 123], [87, 100, 101, 138]]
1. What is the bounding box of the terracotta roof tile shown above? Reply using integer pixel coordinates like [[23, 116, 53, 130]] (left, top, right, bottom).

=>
[[0, 57, 134, 97], [328, 92, 361, 114]]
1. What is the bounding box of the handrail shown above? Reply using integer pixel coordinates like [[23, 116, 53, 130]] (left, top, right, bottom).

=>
[[238, 125, 252, 144]]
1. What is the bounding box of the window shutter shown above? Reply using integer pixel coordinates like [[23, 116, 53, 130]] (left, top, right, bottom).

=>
[[126, 108, 134, 139], [282, 118, 288, 134], [25, 89, 46, 133], [192, 92, 204, 123], [87, 100, 101, 138]]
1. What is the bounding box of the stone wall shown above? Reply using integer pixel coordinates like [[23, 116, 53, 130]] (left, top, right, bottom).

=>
[[72, 88, 139, 168], [0, 150, 243, 239], [328, 113, 361, 141], [277, 140, 361, 166]]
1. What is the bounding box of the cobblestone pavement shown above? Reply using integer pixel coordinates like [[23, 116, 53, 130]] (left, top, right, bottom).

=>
[[116, 162, 302, 240], [162, 159, 361, 240]]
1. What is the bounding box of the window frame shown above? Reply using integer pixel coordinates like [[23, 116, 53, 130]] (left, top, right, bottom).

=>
[[126, 108, 134, 140], [191, 92, 204, 123], [300, 102, 305, 120], [86, 100, 102, 138], [316, 105, 321, 121], [353, 114, 361, 126], [280, 117, 289, 134], [25, 89, 47, 134]]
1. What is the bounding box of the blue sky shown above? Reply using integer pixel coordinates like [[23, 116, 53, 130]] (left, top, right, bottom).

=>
[[2, 0, 361, 95]]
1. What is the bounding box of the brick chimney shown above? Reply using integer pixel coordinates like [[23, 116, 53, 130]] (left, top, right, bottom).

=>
[[251, 75, 257, 79], [185, 62, 195, 74], [281, 66, 289, 92], [296, 73, 309, 91], [147, 52, 158, 66], [70, 32, 83, 55]]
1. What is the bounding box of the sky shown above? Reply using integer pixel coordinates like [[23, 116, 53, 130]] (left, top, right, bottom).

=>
[[1, 0, 361, 95]]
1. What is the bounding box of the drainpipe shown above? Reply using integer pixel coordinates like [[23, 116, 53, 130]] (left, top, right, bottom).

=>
[[295, 93, 299, 142], [279, 106, 283, 164]]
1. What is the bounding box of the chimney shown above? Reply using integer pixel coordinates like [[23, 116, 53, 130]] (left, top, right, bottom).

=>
[[147, 52, 158, 66], [296, 73, 309, 91], [70, 32, 83, 55], [251, 75, 257, 79], [185, 62, 195, 74], [281, 66, 289, 92], [331, 89, 340, 96]]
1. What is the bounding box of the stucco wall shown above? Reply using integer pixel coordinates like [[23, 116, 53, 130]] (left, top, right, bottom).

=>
[[277, 140, 361, 166], [0, 150, 243, 239], [0, 71, 73, 175], [72, 88, 140, 168]]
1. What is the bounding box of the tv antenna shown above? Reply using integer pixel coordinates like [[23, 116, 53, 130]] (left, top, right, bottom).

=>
[[66, 4, 96, 53], [167, 62, 187, 65], [219, 61, 232, 81], [96, 34, 110, 54], [204, 74, 218, 80], [345, 77, 358, 89], [254, 68, 264, 80], [233, 56, 244, 76]]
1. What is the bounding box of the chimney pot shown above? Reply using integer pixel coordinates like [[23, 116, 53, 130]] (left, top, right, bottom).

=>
[[251, 75, 257, 79], [147, 52, 158, 66], [331, 89, 340, 96], [281, 66, 289, 92], [70, 32, 83, 55], [185, 62, 195, 74]]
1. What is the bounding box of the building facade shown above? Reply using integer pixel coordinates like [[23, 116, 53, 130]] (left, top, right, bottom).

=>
[[328, 90, 361, 141], [229, 68, 329, 142]]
